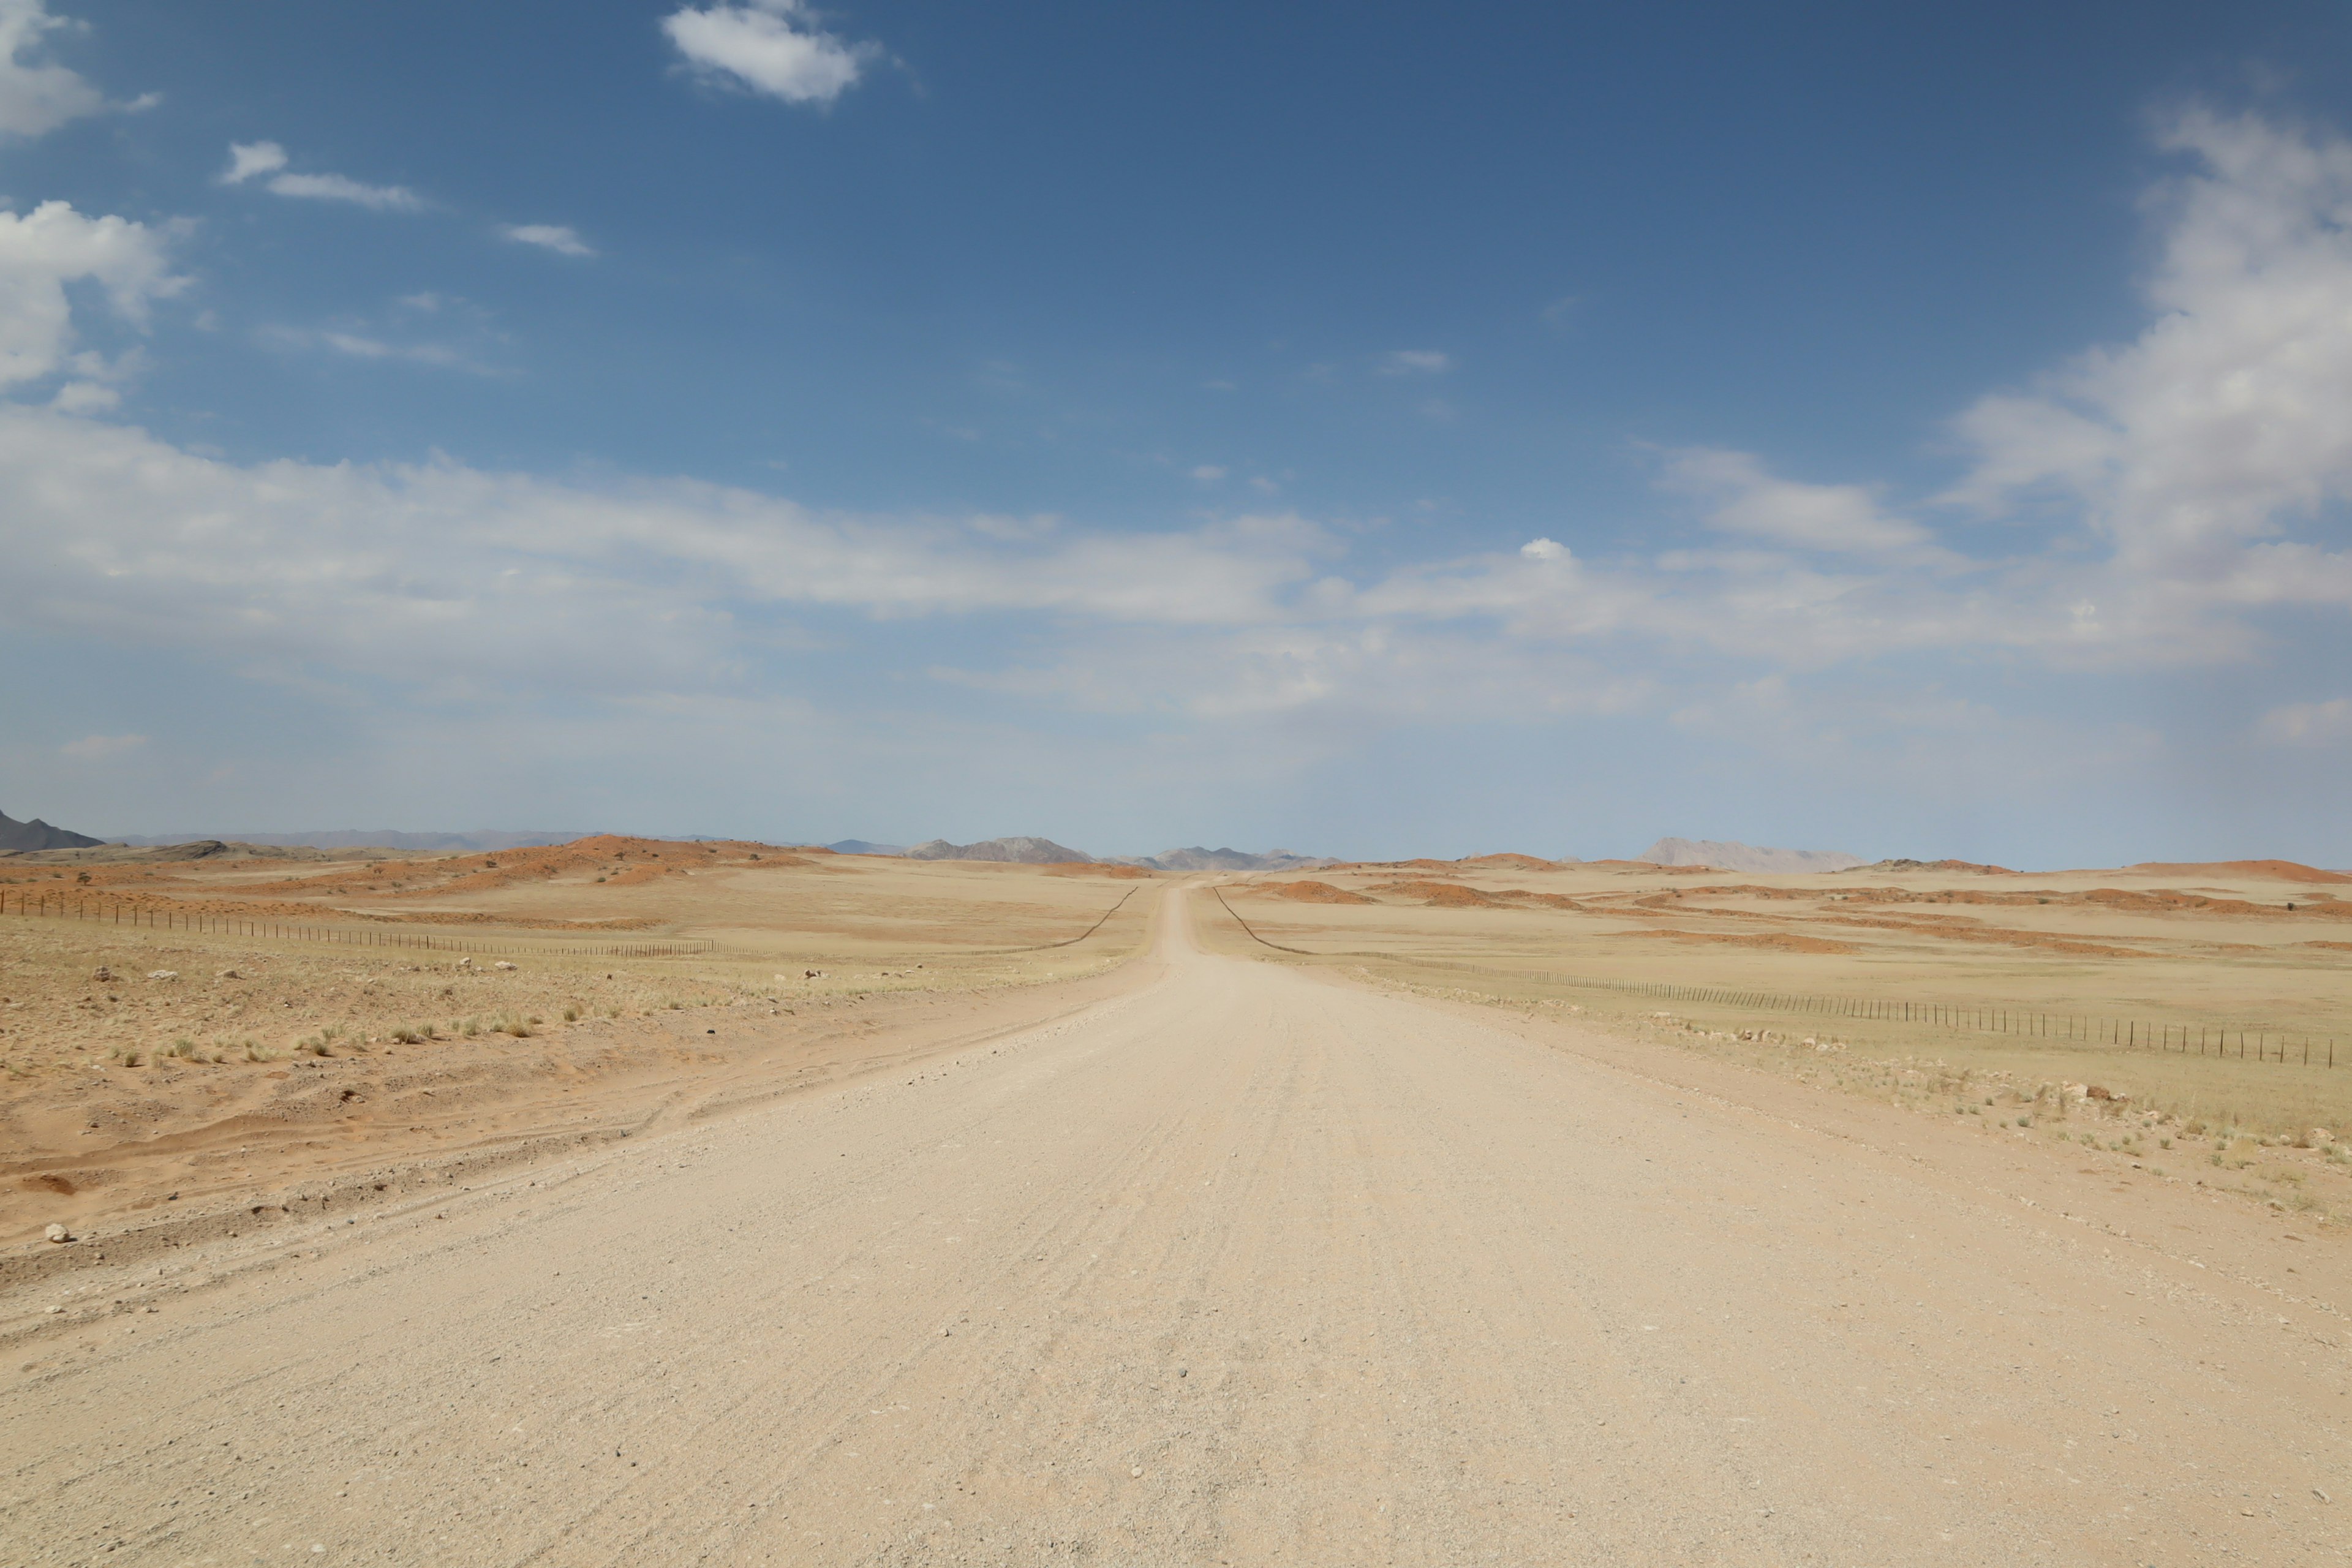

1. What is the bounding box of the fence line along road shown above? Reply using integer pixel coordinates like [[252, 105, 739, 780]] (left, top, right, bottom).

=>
[[1208, 888, 2340, 1069], [0, 889, 712, 961]]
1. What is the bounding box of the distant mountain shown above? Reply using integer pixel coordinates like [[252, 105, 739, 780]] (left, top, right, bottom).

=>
[[827, 840, 907, 856], [1125, 846, 1332, 872], [1638, 837, 1864, 874], [902, 836, 1092, 864], [107, 829, 596, 853], [0, 809, 105, 853]]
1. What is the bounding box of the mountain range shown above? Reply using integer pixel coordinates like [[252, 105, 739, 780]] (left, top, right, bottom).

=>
[[1637, 837, 1865, 874], [107, 828, 598, 853], [901, 836, 1093, 864], [1123, 846, 1332, 872]]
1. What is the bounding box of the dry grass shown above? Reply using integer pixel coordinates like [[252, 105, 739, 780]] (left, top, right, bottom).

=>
[[1197, 858, 2352, 1218]]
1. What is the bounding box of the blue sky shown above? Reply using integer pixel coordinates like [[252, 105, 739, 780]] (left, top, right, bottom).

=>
[[4, 0, 2351, 866]]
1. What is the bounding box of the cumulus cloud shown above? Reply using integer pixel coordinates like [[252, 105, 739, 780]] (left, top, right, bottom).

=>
[[1946, 107, 2352, 618], [0, 202, 185, 389], [663, 0, 878, 107], [499, 223, 595, 258], [0, 0, 102, 138], [221, 141, 423, 211]]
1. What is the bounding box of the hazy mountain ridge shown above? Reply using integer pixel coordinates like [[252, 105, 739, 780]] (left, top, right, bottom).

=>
[[107, 829, 598, 853], [901, 836, 1093, 864], [1638, 837, 1865, 874], [1121, 846, 1333, 872]]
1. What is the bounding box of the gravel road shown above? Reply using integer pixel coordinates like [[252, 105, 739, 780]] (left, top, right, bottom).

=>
[[4, 888, 2345, 1565]]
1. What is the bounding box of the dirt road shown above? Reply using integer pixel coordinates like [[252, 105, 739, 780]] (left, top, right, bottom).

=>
[[4, 888, 2346, 1564]]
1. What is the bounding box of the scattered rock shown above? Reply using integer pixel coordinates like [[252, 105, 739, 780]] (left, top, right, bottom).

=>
[[217, 968, 243, 979], [44, 1223, 70, 1243], [146, 970, 178, 982], [1130, 1466, 1144, 1478], [455, 957, 472, 968], [90, 966, 113, 982], [494, 960, 518, 971]]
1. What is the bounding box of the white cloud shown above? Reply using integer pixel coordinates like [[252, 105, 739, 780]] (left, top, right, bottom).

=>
[[1380, 350, 1452, 375], [221, 141, 422, 211], [663, 0, 877, 107], [1660, 447, 1937, 556], [61, 732, 143, 760], [499, 223, 595, 258], [0, 201, 184, 390], [1188, 465, 1226, 481], [265, 172, 422, 211], [7, 108, 2352, 794], [0, 0, 102, 138], [315, 331, 473, 368], [2257, 697, 2352, 745], [221, 140, 288, 184], [1947, 107, 2352, 616]]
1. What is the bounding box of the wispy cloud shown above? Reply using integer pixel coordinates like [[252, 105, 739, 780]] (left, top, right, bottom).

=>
[[61, 733, 145, 760], [499, 223, 595, 258], [2258, 698, 2352, 746], [663, 0, 878, 107], [221, 141, 423, 212], [1658, 447, 1942, 558], [1379, 349, 1452, 375]]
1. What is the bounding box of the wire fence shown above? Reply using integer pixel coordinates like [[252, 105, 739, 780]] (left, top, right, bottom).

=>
[[0, 889, 713, 960], [1208, 888, 2341, 1069]]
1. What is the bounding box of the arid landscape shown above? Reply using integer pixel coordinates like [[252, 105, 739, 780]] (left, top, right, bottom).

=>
[[3, 836, 2349, 1563]]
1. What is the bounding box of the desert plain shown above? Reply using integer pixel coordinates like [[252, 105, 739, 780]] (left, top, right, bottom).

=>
[[2, 839, 2349, 1564]]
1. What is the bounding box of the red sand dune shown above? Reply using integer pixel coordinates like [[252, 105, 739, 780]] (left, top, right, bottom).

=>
[[1261, 880, 1376, 905], [2127, 860, 2351, 884]]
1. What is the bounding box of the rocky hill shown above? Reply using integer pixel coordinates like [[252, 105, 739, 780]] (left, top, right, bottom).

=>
[[0, 809, 104, 853]]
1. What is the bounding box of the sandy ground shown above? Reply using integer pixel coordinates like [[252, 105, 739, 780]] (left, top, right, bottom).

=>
[[0, 850, 1152, 1247], [4, 886, 2347, 1565]]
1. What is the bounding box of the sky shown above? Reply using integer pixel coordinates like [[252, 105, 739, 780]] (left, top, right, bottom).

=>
[[2, 0, 2351, 867]]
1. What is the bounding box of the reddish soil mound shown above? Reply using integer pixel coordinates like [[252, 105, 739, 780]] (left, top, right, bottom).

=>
[[1819, 913, 2148, 957], [1262, 880, 1375, 905], [2301, 940, 2352, 952], [1866, 858, 2018, 875], [1370, 880, 1507, 908], [1607, 927, 1858, 954], [2128, 860, 2352, 884]]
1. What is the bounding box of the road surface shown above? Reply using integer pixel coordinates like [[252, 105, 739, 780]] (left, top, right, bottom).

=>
[[3, 888, 2345, 1564]]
